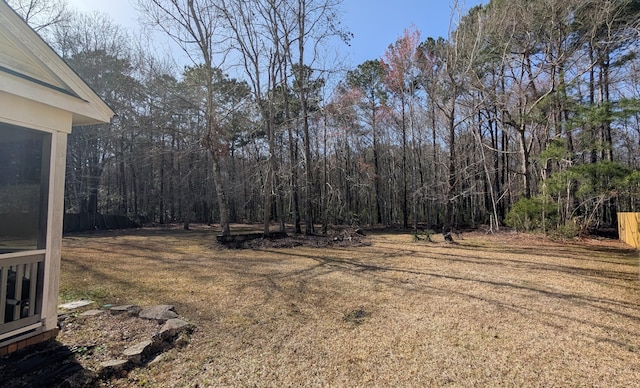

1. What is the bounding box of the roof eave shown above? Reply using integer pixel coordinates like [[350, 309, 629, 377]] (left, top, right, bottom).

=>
[[0, 1, 115, 126]]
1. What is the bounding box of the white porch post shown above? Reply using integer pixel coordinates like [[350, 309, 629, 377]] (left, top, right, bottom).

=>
[[42, 130, 68, 331]]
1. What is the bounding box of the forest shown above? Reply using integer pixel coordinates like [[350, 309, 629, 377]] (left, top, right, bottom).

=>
[[8, 0, 640, 238]]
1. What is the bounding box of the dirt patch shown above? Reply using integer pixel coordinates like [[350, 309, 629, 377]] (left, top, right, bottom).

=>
[[43, 227, 640, 386], [1, 313, 157, 386], [343, 307, 371, 325], [57, 311, 162, 367], [1, 308, 193, 386]]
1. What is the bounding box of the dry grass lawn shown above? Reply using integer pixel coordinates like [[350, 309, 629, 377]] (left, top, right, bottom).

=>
[[59, 226, 640, 386]]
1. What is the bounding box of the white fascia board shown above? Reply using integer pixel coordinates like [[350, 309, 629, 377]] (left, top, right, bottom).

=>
[[0, 72, 112, 127]]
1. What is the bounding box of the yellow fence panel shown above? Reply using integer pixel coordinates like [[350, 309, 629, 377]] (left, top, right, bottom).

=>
[[618, 212, 640, 249]]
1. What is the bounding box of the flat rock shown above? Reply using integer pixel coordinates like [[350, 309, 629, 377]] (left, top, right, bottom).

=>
[[157, 318, 192, 341], [123, 340, 152, 364], [59, 300, 93, 310], [149, 354, 164, 365], [100, 359, 128, 369], [79, 309, 105, 317], [139, 305, 178, 322], [109, 305, 141, 316], [161, 318, 190, 333]]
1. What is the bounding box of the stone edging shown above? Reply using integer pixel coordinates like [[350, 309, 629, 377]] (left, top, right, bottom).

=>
[[75, 304, 194, 377]]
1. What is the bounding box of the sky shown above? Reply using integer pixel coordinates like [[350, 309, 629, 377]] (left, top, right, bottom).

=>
[[66, 0, 486, 67]]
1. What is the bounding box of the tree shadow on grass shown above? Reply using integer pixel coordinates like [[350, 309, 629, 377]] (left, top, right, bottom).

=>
[[248, 247, 640, 349], [60, 229, 640, 359]]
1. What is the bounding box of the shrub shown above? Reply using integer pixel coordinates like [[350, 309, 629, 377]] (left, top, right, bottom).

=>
[[551, 219, 581, 239], [504, 196, 557, 232]]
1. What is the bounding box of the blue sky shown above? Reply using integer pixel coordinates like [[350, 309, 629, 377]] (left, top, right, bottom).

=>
[[67, 0, 486, 66], [341, 0, 485, 64]]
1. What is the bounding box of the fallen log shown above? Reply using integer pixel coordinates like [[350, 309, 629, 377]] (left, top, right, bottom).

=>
[[216, 231, 288, 248]]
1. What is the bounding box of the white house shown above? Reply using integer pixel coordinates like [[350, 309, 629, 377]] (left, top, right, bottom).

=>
[[0, 0, 114, 353]]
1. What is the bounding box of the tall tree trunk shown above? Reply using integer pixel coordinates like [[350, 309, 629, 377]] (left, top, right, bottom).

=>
[[431, 100, 438, 228], [401, 98, 408, 229], [519, 124, 531, 198], [282, 58, 301, 234], [322, 113, 328, 234], [211, 156, 230, 236], [589, 44, 598, 163], [297, 0, 314, 235], [478, 108, 499, 232], [601, 50, 613, 161], [119, 145, 127, 215], [159, 136, 165, 224], [344, 130, 351, 218], [205, 73, 231, 236], [409, 95, 418, 231], [443, 96, 456, 241], [302, 99, 313, 235], [372, 99, 382, 224], [287, 125, 301, 233], [263, 115, 274, 236]]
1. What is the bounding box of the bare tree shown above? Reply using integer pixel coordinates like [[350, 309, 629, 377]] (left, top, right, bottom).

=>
[[382, 27, 422, 230], [346, 60, 388, 225], [136, 0, 232, 235], [292, 0, 347, 234], [215, 0, 289, 236], [6, 0, 70, 33], [417, 0, 484, 240]]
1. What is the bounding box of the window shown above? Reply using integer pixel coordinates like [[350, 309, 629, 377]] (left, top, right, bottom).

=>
[[0, 123, 51, 253]]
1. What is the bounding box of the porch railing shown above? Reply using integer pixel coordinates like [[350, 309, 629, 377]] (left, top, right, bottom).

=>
[[0, 251, 45, 337]]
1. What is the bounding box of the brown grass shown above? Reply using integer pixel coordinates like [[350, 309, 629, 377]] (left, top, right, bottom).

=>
[[59, 226, 640, 387]]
